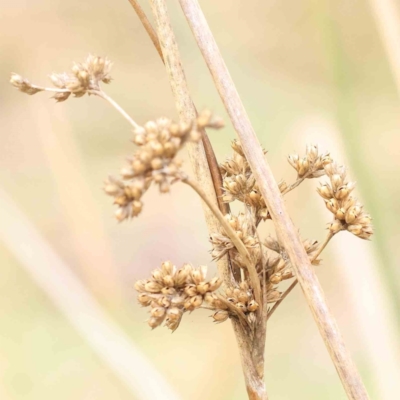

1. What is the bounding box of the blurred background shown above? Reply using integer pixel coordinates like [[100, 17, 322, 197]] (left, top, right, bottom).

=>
[[1, 0, 400, 399]]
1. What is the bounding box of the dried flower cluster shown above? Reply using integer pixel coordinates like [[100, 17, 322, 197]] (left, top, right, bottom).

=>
[[318, 163, 373, 239], [135, 261, 222, 331], [220, 140, 287, 222], [261, 236, 321, 297], [104, 111, 223, 221], [288, 144, 332, 179], [10, 54, 373, 339], [210, 213, 260, 268], [10, 55, 113, 102], [208, 281, 259, 325]]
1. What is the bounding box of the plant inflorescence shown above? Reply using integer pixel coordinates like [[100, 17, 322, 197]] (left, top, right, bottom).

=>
[[11, 42, 373, 399]]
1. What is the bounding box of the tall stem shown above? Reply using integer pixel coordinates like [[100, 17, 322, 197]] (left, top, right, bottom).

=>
[[148, 1, 268, 398], [127, 0, 229, 216], [178, 1, 369, 399]]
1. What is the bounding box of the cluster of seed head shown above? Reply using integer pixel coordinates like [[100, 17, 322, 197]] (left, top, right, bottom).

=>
[[207, 281, 259, 325], [262, 236, 321, 298], [135, 261, 223, 331], [10, 54, 112, 102], [288, 145, 332, 178], [317, 163, 373, 239], [209, 213, 260, 269], [220, 140, 287, 222], [104, 111, 224, 221]]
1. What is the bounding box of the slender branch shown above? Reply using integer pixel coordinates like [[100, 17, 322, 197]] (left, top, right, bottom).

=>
[[182, 176, 261, 306], [19, 82, 140, 129], [178, 1, 370, 399], [282, 170, 316, 195], [267, 232, 335, 320], [91, 90, 140, 128], [282, 176, 307, 195], [127, 0, 164, 61]]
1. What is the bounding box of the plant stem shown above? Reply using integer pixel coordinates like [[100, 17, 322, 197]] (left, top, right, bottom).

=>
[[28, 83, 140, 129], [267, 232, 335, 320], [178, 1, 370, 399], [148, 0, 233, 286], [148, 2, 268, 397], [182, 176, 261, 306], [92, 90, 140, 128], [127, 0, 164, 61], [127, 0, 229, 216]]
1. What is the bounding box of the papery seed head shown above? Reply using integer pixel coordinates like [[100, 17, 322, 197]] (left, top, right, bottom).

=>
[[150, 306, 166, 318], [161, 261, 175, 276], [148, 316, 163, 329], [145, 281, 163, 293], [208, 277, 222, 292], [328, 220, 343, 234], [212, 310, 229, 323], [167, 307, 183, 321], [162, 275, 174, 288], [247, 300, 259, 312], [138, 293, 152, 306]]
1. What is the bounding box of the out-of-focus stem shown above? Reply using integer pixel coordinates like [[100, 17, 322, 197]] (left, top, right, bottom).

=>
[[127, 0, 164, 61]]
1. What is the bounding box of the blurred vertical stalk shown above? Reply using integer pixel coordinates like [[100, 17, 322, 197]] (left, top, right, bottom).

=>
[[29, 93, 121, 302], [311, 0, 400, 325], [368, 0, 400, 99], [0, 186, 180, 400]]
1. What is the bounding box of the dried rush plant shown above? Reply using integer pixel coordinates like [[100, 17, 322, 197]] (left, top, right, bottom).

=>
[[10, 3, 373, 399], [11, 54, 373, 399]]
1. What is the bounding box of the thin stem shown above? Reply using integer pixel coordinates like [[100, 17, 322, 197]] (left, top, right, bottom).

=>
[[127, 0, 164, 61], [282, 176, 306, 195], [182, 176, 262, 306], [149, 2, 267, 398], [30, 85, 70, 93], [267, 231, 335, 320], [127, 0, 229, 217], [148, 0, 233, 286], [92, 90, 140, 129], [21, 83, 140, 129], [282, 170, 315, 195], [179, 1, 370, 399]]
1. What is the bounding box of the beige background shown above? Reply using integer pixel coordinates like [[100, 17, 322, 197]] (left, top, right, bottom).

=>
[[1, 0, 400, 399]]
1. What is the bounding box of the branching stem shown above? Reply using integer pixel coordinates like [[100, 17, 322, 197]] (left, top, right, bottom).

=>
[[282, 170, 315, 195], [182, 176, 262, 306]]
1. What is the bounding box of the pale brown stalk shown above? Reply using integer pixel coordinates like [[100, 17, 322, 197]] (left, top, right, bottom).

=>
[[127, 0, 229, 217], [267, 231, 335, 320], [178, 1, 370, 399], [148, 1, 268, 398]]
